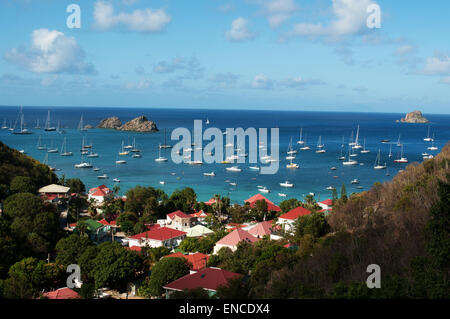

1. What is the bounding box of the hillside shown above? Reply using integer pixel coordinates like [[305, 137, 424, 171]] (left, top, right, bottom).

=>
[[0, 141, 59, 200]]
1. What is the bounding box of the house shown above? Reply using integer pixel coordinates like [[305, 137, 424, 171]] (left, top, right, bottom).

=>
[[38, 184, 71, 202], [163, 267, 242, 298], [127, 227, 186, 248], [318, 199, 333, 214], [74, 219, 110, 242], [41, 287, 81, 299], [190, 210, 210, 223], [166, 210, 196, 231], [246, 220, 282, 240], [164, 252, 210, 272], [204, 197, 220, 206], [88, 185, 112, 205], [245, 194, 281, 212], [186, 225, 214, 237], [213, 228, 260, 254], [277, 206, 312, 232]]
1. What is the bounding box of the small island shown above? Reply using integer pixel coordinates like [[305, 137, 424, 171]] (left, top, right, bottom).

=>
[[398, 110, 429, 123], [97, 115, 158, 132]]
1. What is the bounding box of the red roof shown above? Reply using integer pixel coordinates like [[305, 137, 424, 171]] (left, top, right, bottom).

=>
[[163, 267, 242, 292], [216, 228, 259, 247], [42, 287, 80, 299], [190, 211, 209, 218], [89, 185, 111, 197], [320, 199, 333, 206], [204, 198, 220, 206], [129, 227, 186, 241], [279, 206, 312, 220], [248, 221, 273, 237], [167, 210, 191, 220], [127, 246, 142, 252], [245, 194, 281, 212], [165, 252, 210, 271]]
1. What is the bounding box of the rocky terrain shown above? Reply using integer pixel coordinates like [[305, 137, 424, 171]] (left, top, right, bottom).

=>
[[399, 110, 429, 123], [97, 117, 122, 129], [97, 116, 158, 132]]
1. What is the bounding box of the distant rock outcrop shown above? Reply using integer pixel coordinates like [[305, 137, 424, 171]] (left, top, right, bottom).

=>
[[84, 125, 94, 129], [399, 110, 429, 123], [97, 117, 122, 129], [118, 116, 158, 132]]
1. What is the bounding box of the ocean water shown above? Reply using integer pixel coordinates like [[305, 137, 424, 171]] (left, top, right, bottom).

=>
[[0, 106, 449, 205]]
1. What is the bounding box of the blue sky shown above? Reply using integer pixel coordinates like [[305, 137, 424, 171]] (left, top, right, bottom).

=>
[[0, 0, 449, 114]]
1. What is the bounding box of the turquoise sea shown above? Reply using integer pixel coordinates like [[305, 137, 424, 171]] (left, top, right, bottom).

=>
[[0, 106, 449, 205]]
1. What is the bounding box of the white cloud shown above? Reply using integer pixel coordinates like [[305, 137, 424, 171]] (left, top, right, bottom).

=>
[[251, 74, 273, 89], [265, 0, 298, 28], [94, 1, 171, 33], [422, 52, 450, 76], [153, 56, 204, 79], [289, 0, 377, 38], [126, 79, 152, 89], [208, 73, 240, 88], [225, 17, 255, 42], [4, 28, 95, 74], [395, 45, 415, 56], [281, 76, 325, 89]]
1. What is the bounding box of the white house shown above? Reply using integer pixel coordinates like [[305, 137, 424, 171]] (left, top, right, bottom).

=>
[[277, 206, 312, 232], [127, 227, 186, 248], [88, 185, 112, 204]]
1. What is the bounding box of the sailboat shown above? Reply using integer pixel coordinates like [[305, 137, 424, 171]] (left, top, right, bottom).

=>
[[131, 138, 141, 153], [57, 121, 65, 134], [394, 144, 408, 163], [427, 135, 438, 150], [315, 136, 326, 153], [159, 129, 172, 149], [8, 120, 14, 131], [205, 118, 210, 125], [43, 153, 55, 171], [37, 136, 46, 150], [78, 115, 87, 131], [287, 137, 298, 154], [155, 145, 168, 162], [12, 112, 32, 135], [60, 137, 73, 156], [352, 125, 362, 149], [226, 166, 242, 172], [423, 126, 433, 142], [115, 152, 127, 164], [360, 138, 370, 154], [1, 119, 7, 129], [388, 143, 393, 158], [286, 156, 299, 169], [87, 148, 99, 158], [203, 172, 216, 176], [374, 149, 387, 169], [124, 136, 133, 149], [396, 134, 401, 147], [349, 130, 355, 146], [296, 128, 304, 145], [44, 110, 56, 131], [47, 140, 58, 153], [338, 148, 346, 160], [74, 156, 93, 168], [119, 141, 129, 155], [35, 119, 40, 129], [343, 147, 358, 165], [300, 134, 310, 150]]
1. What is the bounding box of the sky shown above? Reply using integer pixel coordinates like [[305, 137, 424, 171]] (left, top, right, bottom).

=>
[[0, 0, 449, 114]]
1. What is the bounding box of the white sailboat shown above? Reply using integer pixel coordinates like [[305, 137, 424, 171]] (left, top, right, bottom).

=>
[[60, 137, 73, 156], [360, 138, 370, 154], [300, 134, 310, 150], [119, 141, 129, 155], [1, 119, 7, 129], [296, 128, 304, 145], [338, 148, 346, 160], [131, 138, 141, 153], [57, 121, 65, 134], [352, 125, 362, 149], [78, 115, 87, 131], [259, 186, 270, 193], [155, 145, 168, 162], [286, 156, 299, 169], [47, 140, 58, 153], [97, 174, 109, 179], [427, 135, 438, 150], [44, 110, 56, 131], [374, 149, 387, 169], [12, 112, 33, 135], [278, 193, 288, 197], [35, 119, 40, 129], [388, 143, 393, 158], [37, 136, 46, 150], [115, 151, 127, 164], [343, 147, 358, 165], [315, 136, 326, 153], [203, 172, 216, 176], [159, 129, 172, 149], [396, 134, 401, 147], [424, 126, 433, 142], [287, 137, 298, 154], [394, 144, 408, 163], [226, 166, 242, 172], [74, 156, 93, 168], [249, 166, 260, 171]]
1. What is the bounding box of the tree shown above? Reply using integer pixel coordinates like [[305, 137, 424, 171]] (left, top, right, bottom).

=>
[[117, 212, 138, 234], [125, 186, 167, 216], [65, 178, 85, 194], [280, 199, 300, 213], [55, 234, 92, 267], [90, 242, 144, 292], [340, 184, 348, 203], [3, 192, 44, 219], [294, 212, 330, 239], [10, 176, 37, 194], [138, 257, 189, 297], [216, 277, 249, 299]]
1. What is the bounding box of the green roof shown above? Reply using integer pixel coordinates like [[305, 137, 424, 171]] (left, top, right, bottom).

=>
[[82, 219, 104, 231]]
